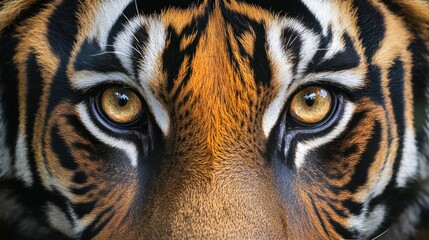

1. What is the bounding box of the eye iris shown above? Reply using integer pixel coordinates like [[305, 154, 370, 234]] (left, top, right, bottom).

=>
[[101, 87, 142, 124], [290, 86, 332, 125]]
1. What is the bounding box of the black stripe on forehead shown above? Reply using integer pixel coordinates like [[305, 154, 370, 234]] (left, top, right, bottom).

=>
[[164, 2, 274, 96], [234, 0, 323, 33], [74, 40, 128, 74], [137, 0, 205, 14], [222, 5, 272, 86], [164, 4, 211, 97]]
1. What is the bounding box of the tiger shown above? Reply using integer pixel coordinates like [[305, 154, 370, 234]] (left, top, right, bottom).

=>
[[0, 0, 428, 239]]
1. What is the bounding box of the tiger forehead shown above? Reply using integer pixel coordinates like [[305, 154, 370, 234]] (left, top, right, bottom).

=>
[[160, 1, 276, 106], [160, 0, 274, 33]]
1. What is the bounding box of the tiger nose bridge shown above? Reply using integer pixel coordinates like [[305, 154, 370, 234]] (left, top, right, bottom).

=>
[[153, 149, 288, 238], [163, 117, 288, 237]]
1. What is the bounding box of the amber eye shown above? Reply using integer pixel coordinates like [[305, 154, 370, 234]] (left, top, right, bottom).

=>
[[99, 87, 143, 124], [289, 86, 333, 125]]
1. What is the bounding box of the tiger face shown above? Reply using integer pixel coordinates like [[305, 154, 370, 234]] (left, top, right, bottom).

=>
[[0, 0, 428, 239]]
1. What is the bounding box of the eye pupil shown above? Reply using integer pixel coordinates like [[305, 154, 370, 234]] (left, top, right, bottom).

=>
[[304, 93, 316, 106], [115, 92, 129, 107]]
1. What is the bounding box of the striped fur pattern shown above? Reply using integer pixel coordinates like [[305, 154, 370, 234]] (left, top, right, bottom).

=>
[[0, 0, 428, 239]]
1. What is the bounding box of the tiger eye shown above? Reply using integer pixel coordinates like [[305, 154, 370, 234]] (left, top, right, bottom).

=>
[[100, 87, 142, 124], [289, 86, 333, 125]]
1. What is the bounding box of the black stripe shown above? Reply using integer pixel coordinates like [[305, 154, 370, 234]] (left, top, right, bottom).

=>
[[309, 195, 330, 237], [282, 28, 302, 74], [46, 0, 80, 114], [72, 171, 88, 184], [47, 1, 79, 61], [307, 29, 332, 74], [235, 0, 323, 33], [106, 2, 140, 47], [352, 0, 385, 62], [326, 207, 355, 239], [249, 19, 271, 86], [312, 33, 360, 73], [25, 51, 45, 186], [344, 121, 382, 191], [132, 25, 149, 80], [365, 64, 384, 104], [74, 39, 127, 74], [51, 125, 78, 170], [71, 184, 96, 195], [387, 58, 405, 185], [80, 207, 114, 240], [138, 0, 204, 14], [72, 200, 97, 218], [223, 7, 272, 87], [164, 4, 211, 97], [409, 38, 429, 141]]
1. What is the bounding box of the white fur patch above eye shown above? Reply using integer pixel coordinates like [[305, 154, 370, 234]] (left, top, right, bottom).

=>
[[76, 103, 139, 167], [90, 0, 134, 48], [263, 19, 295, 137], [70, 71, 135, 90], [300, 0, 338, 36], [114, 15, 145, 76], [137, 17, 170, 135]]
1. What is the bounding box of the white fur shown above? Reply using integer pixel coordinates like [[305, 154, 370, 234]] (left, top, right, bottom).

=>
[[67, 203, 85, 236], [396, 127, 418, 187], [114, 16, 145, 75], [46, 202, 75, 238], [89, 0, 133, 49], [283, 19, 320, 79], [301, 0, 345, 59], [76, 103, 138, 167], [137, 17, 170, 135], [263, 19, 295, 137], [70, 71, 135, 90], [295, 102, 355, 169], [300, 0, 337, 36], [300, 70, 365, 89], [348, 204, 386, 239], [14, 135, 33, 186]]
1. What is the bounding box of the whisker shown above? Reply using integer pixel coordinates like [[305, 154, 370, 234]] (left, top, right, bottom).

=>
[[134, 0, 142, 19], [121, 13, 141, 44], [371, 228, 391, 240], [90, 51, 131, 57], [100, 42, 144, 59]]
